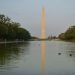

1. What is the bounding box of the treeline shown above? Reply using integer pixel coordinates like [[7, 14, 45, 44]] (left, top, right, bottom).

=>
[[58, 26, 75, 41], [0, 14, 31, 41]]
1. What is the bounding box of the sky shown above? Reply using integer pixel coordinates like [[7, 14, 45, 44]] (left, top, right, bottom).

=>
[[0, 0, 75, 37]]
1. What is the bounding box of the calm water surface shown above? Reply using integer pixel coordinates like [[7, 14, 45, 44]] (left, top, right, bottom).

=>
[[0, 41, 75, 75]]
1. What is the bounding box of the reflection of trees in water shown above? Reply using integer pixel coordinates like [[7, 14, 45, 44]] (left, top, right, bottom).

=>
[[65, 43, 75, 58], [0, 42, 30, 69]]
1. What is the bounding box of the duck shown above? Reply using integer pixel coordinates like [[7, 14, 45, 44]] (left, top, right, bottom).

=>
[[58, 53, 61, 55]]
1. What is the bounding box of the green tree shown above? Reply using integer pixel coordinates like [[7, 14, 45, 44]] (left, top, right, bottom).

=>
[[58, 33, 65, 40], [58, 26, 75, 41], [65, 26, 75, 40], [16, 28, 31, 40], [0, 14, 31, 41]]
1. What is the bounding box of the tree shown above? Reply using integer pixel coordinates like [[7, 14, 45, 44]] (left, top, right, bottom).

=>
[[58, 26, 75, 41], [0, 14, 31, 41], [65, 26, 75, 40], [16, 28, 31, 40], [58, 33, 65, 40]]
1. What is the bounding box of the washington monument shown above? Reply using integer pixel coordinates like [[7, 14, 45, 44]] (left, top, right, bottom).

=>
[[41, 3, 46, 72]]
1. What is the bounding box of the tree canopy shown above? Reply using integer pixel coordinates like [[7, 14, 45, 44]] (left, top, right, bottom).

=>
[[0, 14, 31, 41], [58, 26, 75, 41]]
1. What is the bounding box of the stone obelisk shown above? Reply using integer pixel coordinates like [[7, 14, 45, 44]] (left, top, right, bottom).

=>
[[41, 5, 46, 72], [41, 6, 45, 39]]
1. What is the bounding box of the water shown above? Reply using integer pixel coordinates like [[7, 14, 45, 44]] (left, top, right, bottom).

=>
[[0, 40, 75, 75]]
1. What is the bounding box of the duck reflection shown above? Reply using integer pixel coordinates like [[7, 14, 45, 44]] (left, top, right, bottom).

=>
[[0, 42, 30, 69], [67, 50, 75, 57], [65, 44, 75, 58]]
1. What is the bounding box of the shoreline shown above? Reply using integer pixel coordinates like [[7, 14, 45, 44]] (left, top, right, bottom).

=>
[[0, 41, 27, 44], [0, 39, 75, 44]]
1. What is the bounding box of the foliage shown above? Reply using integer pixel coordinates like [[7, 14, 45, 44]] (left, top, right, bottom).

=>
[[58, 33, 65, 40], [58, 26, 75, 40], [0, 14, 31, 41], [64, 26, 75, 40]]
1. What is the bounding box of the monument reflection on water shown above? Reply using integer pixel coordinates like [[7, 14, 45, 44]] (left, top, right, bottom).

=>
[[0, 41, 75, 75]]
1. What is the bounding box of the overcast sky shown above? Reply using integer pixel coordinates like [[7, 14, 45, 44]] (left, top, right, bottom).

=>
[[0, 0, 75, 37]]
